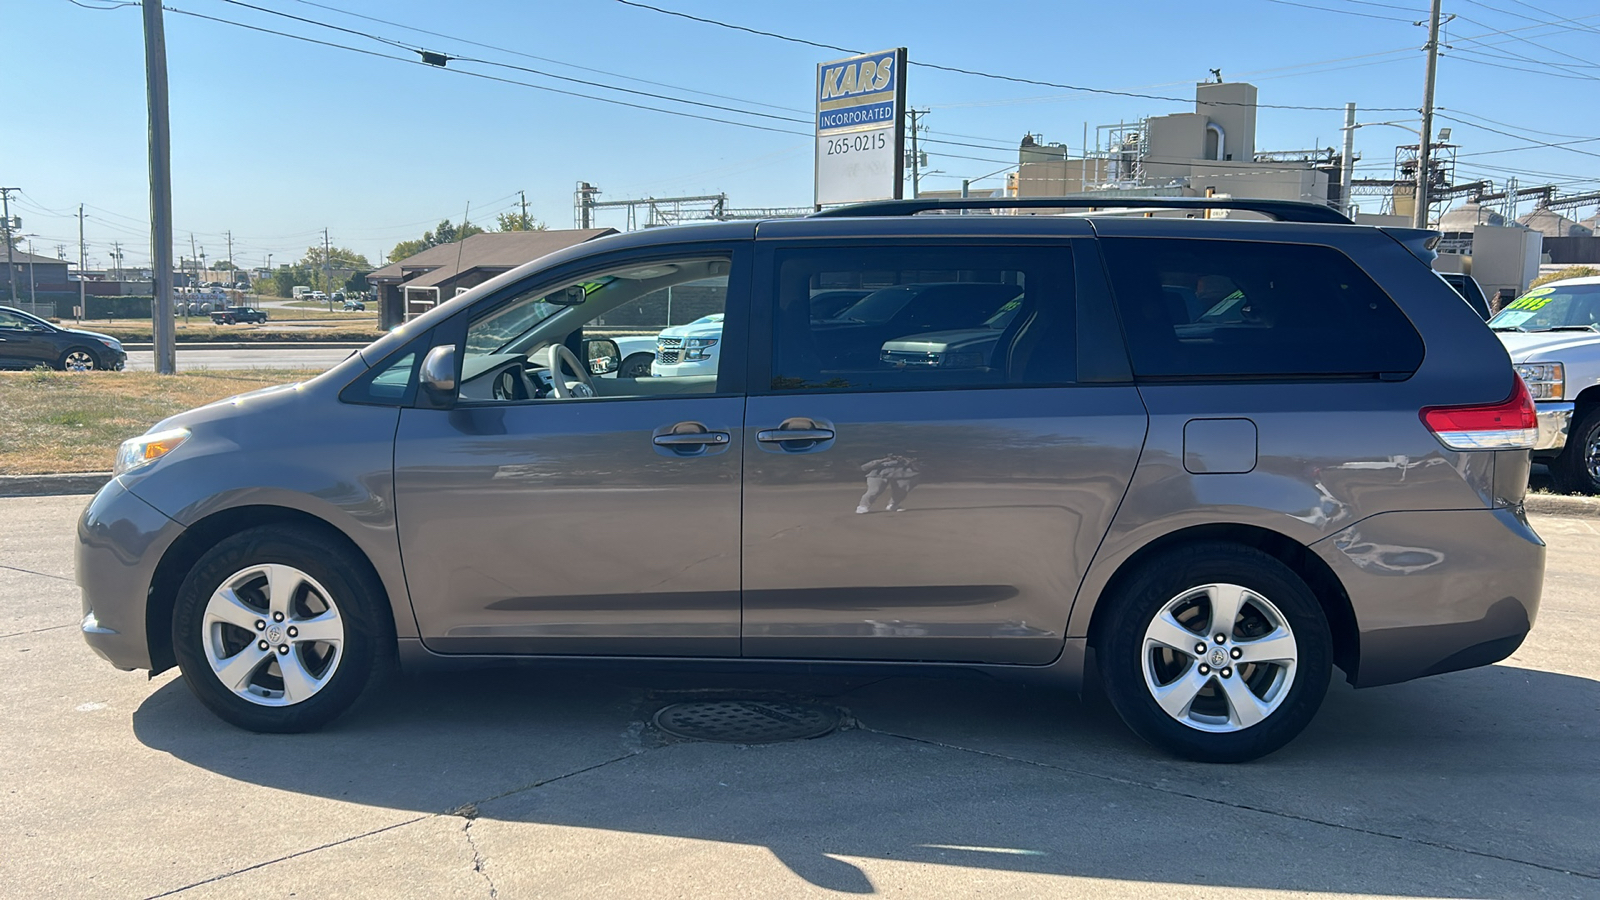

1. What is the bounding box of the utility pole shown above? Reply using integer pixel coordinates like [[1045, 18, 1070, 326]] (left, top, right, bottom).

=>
[[907, 108, 926, 199], [142, 0, 176, 374], [1340, 103, 1357, 217], [225, 229, 233, 279], [112, 241, 122, 281], [78, 205, 86, 323], [323, 228, 332, 311], [1, 187, 17, 305], [1414, 0, 1443, 229], [26, 239, 37, 310], [519, 190, 528, 229]]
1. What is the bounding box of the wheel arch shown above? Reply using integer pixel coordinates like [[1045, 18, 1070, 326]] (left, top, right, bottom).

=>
[[1081, 522, 1361, 683], [145, 505, 394, 674]]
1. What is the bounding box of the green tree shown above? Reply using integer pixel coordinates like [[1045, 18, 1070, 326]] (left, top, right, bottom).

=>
[[495, 211, 545, 232], [387, 218, 485, 264]]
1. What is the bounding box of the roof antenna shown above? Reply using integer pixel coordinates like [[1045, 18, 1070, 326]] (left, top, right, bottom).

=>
[[1209, 68, 1223, 83]]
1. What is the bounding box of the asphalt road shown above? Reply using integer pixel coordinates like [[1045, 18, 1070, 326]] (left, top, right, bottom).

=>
[[3, 496, 1597, 899], [124, 347, 357, 372]]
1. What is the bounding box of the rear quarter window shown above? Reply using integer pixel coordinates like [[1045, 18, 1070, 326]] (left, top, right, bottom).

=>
[[1100, 238, 1424, 380]]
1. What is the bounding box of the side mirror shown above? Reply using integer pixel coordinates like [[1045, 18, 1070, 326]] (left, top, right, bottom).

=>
[[584, 338, 620, 376], [419, 344, 458, 395]]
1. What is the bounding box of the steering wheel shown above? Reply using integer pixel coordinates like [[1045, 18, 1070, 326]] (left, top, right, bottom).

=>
[[548, 344, 598, 399]]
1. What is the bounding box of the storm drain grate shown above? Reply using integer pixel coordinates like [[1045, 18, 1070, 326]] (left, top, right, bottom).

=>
[[652, 700, 842, 744]]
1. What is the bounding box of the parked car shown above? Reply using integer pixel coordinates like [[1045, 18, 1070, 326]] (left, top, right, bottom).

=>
[[1489, 274, 1600, 493], [1439, 272, 1491, 319], [342, 297, 366, 311], [650, 313, 725, 378], [210, 307, 269, 325], [0, 305, 126, 370], [609, 334, 658, 377], [77, 197, 1543, 763]]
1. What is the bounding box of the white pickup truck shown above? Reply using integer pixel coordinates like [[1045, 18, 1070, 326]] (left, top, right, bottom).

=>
[[1490, 274, 1600, 493]]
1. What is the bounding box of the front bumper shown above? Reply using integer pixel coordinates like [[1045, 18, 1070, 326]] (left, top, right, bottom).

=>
[[1534, 401, 1574, 453], [75, 476, 186, 670], [1312, 506, 1543, 688]]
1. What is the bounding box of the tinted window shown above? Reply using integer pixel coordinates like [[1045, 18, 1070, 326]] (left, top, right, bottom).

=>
[[1100, 238, 1423, 379], [769, 245, 1075, 392]]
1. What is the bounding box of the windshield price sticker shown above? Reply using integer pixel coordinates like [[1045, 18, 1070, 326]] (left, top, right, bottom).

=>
[[1508, 294, 1555, 312]]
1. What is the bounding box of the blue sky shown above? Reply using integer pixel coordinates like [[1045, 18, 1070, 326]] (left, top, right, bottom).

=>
[[7, 0, 1599, 269]]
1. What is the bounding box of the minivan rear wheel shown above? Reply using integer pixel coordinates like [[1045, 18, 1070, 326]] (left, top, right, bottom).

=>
[[1096, 543, 1332, 763], [172, 525, 393, 732], [1548, 406, 1600, 495]]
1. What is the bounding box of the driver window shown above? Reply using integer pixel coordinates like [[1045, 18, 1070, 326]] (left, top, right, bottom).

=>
[[0, 311, 27, 330], [458, 257, 730, 403]]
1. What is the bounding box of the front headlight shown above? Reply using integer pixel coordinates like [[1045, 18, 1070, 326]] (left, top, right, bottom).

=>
[[1514, 362, 1564, 401], [97, 337, 122, 351], [113, 427, 190, 477]]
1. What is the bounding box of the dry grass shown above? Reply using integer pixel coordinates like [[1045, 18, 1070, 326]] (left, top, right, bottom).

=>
[[0, 368, 320, 474]]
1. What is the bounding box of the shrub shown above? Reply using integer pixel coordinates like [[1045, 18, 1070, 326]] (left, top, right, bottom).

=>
[[1530, 266, 1600, 289]]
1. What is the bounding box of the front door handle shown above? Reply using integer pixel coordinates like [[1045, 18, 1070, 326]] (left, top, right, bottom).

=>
[[756, 428, 835, 443], [653, 431, 731, 447]]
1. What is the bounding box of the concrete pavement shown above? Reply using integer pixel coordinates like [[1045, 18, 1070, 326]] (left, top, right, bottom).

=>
[[3, 494, 1596, 898], [124, 346, 356, 372]]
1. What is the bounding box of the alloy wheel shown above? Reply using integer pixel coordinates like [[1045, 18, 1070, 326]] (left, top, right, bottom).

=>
[[63, 350, 95, 371], [201, 563, 345, 707], [1141, 583, 1298, 733]]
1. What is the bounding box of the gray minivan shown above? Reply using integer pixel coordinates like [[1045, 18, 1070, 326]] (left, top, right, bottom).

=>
[[77, 198, 1544, 762]]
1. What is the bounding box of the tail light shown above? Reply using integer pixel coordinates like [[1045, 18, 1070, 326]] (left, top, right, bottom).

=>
[[1420, 377, 1537, 451]]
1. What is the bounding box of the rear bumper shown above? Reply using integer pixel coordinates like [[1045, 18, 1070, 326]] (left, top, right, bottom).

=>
[[1311, 506, 1543, 688], [1534, 401, 1574, 453], [75, 477, 185, 671]]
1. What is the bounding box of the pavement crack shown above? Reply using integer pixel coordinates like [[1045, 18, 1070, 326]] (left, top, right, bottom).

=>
[[0, 563, 74, 583], [860, 725, 1600, 882], [142, 750, 647, 898], [461, 819, 500, 899], [0, 622, 75, 640], [142, 815, 432, 898]]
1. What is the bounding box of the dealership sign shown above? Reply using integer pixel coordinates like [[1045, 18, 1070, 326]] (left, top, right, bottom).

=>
[[814, 48, 907, 208]]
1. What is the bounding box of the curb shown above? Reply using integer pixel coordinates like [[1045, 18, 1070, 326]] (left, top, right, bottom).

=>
[[0, 473, 111, 498], [123, 342, 369, 351], [1525, 492, 1600, 519]]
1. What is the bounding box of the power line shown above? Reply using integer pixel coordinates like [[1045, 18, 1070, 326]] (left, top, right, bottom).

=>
[[608, 0, 1418, 112], [1436, 114, 1600, 160], [1258, 0, 1421, 23], [160, 6, 814, 137], [282, 0, 810, 116], [210, 0, 815, 126], [1440, 108, 1598, 141]]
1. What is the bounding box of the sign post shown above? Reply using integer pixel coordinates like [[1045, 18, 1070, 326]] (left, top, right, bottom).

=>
[[814, 48, 907, 209]]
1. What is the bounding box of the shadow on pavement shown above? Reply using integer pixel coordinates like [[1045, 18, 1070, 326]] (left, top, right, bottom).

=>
[[132, 661, 1600, 895]]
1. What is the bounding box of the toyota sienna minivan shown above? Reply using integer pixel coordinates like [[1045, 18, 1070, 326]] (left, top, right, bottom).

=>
[[77, 197, 1544, 762]]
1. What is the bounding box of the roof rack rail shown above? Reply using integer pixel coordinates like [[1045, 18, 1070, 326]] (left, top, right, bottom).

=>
[[811, 196, 1352, 224]]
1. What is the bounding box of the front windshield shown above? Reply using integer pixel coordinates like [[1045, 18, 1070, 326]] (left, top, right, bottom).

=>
[[466, 276, 618, 355], [1489, 283, 1600, 332]]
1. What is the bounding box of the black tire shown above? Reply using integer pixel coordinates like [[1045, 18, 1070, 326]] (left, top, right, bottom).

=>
[[1549, 406, 1600, 495], [620, 352, 655, 378], [57, 347, 99, 371], [1095, 542, 1332, 763], [171, 524, 394, 733]]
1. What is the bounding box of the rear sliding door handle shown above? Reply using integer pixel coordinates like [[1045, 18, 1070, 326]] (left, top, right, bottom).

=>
[[756, 428, 835, 443], [653, 431, 731, 447]]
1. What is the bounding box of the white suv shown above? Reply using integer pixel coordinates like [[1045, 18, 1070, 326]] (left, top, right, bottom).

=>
[[1490, 274, 1600, 493], [651, 313, 723, 377]]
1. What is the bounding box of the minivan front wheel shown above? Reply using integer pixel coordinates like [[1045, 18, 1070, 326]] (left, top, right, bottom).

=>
[[172, 525, 393, 732], [1097, 543, 1332, 763]]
